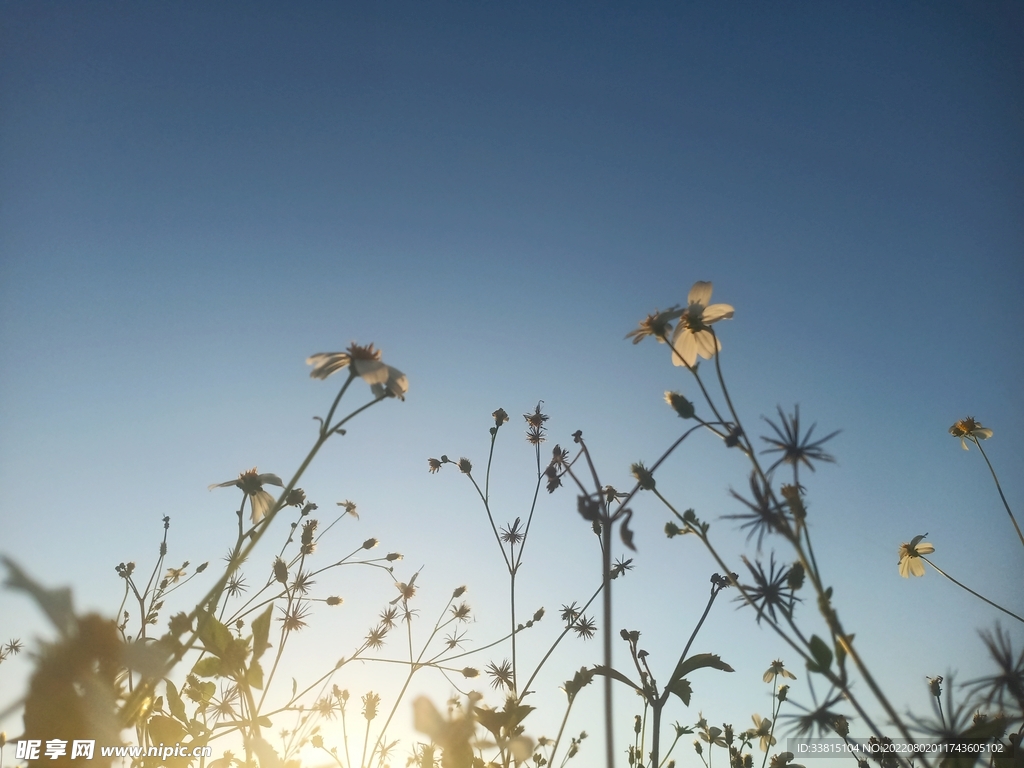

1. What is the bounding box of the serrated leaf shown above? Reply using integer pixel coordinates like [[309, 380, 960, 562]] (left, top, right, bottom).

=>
[[669, 653, 734, 685], [666, 678, 693, 706], [591, 665, 642, 694], [252, 604, 273, 662], [247, 660, 264, 690], [196, 609, 233, 657], [192, 656, 223, 678], [165, 680, 187, 722]]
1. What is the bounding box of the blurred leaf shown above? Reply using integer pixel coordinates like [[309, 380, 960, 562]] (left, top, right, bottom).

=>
[[148, 715, 187, 747], [192, 657, 222, 678], [247, 660, 264, 690], [196, 610, 232, 658], [252, 605, 273, 662], [3, 557, 76, 636], [165, 680, 187, 722], [807, 635, 833, 674]]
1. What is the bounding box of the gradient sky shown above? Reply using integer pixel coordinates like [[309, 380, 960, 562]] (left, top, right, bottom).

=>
[[2, 2, 1022, 765]]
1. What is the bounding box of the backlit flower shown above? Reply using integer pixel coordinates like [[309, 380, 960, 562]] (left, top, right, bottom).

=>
[[763, 659, 797, 683], [625, 307, 684, 344], [750, 714, 776, 752], [949, 417, 993, 451], [670, 281, 734, 367], [898, 534, 934, 578], [208, 468, 284, 524], [307, 343, 408, 400]]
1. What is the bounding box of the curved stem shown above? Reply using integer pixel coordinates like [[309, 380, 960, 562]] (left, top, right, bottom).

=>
[[973, 440, 1024, 550], [920, 556, 1024, 623]]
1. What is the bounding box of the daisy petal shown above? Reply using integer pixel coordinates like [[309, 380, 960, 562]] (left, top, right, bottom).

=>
[[353, 358, 389, 385], [687, 281, 714, 306], [702, 303, 735, 323], [673, 333, 698, 367]]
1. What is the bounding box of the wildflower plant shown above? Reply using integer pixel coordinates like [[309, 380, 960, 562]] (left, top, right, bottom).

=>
[[2, 290, 1021, 768]]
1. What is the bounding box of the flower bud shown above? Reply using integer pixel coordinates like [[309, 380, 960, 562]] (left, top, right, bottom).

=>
[[664, 391, 695, 419]]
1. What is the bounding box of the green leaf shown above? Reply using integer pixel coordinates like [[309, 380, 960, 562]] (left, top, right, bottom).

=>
[[165, 680, 187, 722], [247, 660, 264, 690], [196, 610, 232, 658], [591, 665, 642, 694], [807, 635, 833, 674], [192, 656, 223, 678], [252, 604, 273, 662], [148, 715, 187, 747], [669, 653, 734, 685], [666, 678, 693, 706]]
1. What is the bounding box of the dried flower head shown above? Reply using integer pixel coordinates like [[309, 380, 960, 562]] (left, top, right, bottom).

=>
[[300, 519, 318, 554], [761, 406, 839, 478], [486, 659, 514, 690], [525, 402, 548, 444], [278, 601, 311, 632], [362, 691, 380, 721]]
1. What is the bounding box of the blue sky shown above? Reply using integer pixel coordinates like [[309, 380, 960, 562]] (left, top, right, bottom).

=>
[[1, 1, 1022, 764]]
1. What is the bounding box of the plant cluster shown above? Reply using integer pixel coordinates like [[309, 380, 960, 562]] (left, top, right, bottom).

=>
[[2, 287, 1021, 768]]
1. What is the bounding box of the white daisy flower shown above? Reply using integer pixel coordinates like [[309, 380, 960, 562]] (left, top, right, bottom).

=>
[[898, 534, 935, 578], [669, 281, 735, 368], [307, 342, 407, 400]]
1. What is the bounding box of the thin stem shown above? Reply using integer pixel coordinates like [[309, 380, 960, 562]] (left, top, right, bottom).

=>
[[602, 516, 614, 768], [973, 439, 1024, 550], [921, 556, 1024, 623]]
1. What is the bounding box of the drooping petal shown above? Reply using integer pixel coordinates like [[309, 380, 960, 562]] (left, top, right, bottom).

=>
[[973, 427, 993, 440], [692, 330, 721, 360], [687, 281, 714, 306], [250, 489, 277, 524], [908, 557, 926, 577], [307, 352, 352, 380], [672, 331, 698, 367], [352, 357, 389, 385], [915, 542, 935, 555], [257, 473, 284, 487], [208, 479, 239, 490], [370, 365, 408, 400], [702, 303, 735, 324]]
